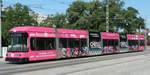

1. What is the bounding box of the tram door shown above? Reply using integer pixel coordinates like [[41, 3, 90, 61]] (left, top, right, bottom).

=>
[[59, 38, 88, 58], [138, 35, 146, 51], [103, 39, 119, 54], [59, 38, 80, 58], [139, 40, 146, 51], [119, 34, 128, 52], [89, 31, 102, 55], [128, 40, 139, 51]]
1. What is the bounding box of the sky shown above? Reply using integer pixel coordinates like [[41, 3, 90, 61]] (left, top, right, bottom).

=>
[[3, 0, 150, 29]]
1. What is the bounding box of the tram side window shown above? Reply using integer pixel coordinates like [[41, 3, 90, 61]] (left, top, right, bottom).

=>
[[128, 40, 138, 46], [108, 40, 113, 46], [135, 40, 139, 45], [31, 38, 56, 50], [65, 39, 87, 48], [103, 39, 118, 46], [81, 39, 87, 47], [67, 39, 81, 48], [107, 40, 118, 46], [133, 40, 138, 46], [103, 39, 108, 46], [114, 40, 118, 46], [74, 39, 80, 47], [140, 40, 145, 46], [128, 40, 133, 46], [45, 38, 56, 50], [59, 39, 67, 48], [68, 39, 73, 48]]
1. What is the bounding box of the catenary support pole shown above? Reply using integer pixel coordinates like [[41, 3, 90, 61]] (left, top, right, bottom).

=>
[[106, 0, 109, 32], [0, 0, 2, 58]]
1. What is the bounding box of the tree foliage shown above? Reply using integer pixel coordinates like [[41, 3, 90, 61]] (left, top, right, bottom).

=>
[[2, 3, 37, 46], [41, 13, 69, 28], [65, 0, 145, 33], [42, 0, 145, 33]]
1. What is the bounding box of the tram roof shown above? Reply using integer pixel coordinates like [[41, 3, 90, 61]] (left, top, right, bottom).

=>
[[101, 32, 119, 39], [58, 29, 87, 34], [9, 26, 56, 33], [127, 34, 145, 40], [9, 26, 87, 34]]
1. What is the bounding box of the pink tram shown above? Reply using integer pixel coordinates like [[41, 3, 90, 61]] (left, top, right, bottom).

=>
[[5, 26, 146, 63], [128, 34, 146, 51]]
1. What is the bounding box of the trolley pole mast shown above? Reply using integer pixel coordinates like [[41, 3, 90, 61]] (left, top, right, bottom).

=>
[[0, 0, 2, 58], [106, 0, 109, 32]]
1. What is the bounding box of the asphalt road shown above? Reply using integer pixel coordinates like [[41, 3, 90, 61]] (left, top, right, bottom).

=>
[[0, 48, 150, 75]]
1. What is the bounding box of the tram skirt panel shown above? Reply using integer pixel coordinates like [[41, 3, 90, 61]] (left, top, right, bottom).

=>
[[89, 48, 103, 55]]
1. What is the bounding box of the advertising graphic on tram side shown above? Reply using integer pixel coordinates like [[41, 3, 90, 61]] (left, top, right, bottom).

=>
[[5, 26, 146, 63], [89, 31, 102, 55], [119, 34, 128, 52]]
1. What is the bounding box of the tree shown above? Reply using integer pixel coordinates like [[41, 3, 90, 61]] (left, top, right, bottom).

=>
[[121, 7, 145, 33], [2, 3, 37, 46], [67, 0, 89, 30], [102, 0, 125, 32], [66, 0, 145, 33], [41, 13, 69, 28]]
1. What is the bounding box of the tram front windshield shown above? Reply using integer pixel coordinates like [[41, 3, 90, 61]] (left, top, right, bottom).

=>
[[8, 33, 28, 52]]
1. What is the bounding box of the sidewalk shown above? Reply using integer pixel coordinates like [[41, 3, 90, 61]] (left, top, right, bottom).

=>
[[147, 46, 150, 49], [0, 58, 5, 62]]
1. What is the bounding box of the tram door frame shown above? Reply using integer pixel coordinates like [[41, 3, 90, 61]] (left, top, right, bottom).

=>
[[119, 34, 128, 52], [89, 31, 102, 55]]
